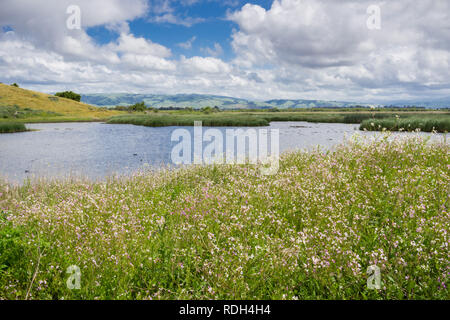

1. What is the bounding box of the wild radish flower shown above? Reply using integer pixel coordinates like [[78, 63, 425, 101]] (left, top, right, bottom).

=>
[[156, 216, 165, 226], [0, 135, 447, 300]]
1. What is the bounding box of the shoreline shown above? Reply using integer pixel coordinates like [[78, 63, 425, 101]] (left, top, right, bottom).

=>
[[1, 135, 448, 300]]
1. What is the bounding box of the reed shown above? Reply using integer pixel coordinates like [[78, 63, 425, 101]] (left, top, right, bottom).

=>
[[0, 122, 27, 133], [360, 117, 450, 132]]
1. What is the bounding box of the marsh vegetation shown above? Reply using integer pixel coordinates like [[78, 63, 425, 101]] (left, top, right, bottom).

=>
[[0, 136, 448, 299], [108, 110, 450, 132], [0, 122, 27, 133]]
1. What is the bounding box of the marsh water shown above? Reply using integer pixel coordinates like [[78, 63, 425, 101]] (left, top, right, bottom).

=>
[[0, 122, 445, 183]]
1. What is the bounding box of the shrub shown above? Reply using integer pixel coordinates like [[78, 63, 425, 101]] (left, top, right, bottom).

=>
[[129, 102, 147, 112], [113, 102, 148, 112], [112, 105, 129, 111], [55, 91, 81, 102], [201, 106, 213, 114]]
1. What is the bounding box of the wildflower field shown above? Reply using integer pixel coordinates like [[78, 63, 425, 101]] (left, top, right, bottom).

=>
[[0, 135, 448, 300]]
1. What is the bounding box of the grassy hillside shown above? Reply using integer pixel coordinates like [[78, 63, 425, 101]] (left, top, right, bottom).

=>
[[0, 83, 120, 122]]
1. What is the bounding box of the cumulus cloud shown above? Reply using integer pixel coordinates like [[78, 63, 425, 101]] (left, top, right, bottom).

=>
[[201, 43, 223, 57], [229, 0, 370, 68], [0, 0, 450, 102], [181, 56, 231, 74], [111, 33, 171, 58], [148, 13, 205, 27], [0, 0, 148, 54], [148, 0, 205, 27], [178, 36, 197, 50], [227, 0, 450, 101]]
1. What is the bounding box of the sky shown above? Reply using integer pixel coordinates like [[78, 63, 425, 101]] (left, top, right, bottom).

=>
[[0, 0, 449, 103]]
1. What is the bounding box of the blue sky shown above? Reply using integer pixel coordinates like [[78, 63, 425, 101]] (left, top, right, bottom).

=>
[[1, 0, 450, 102], [86, 1, 273, 61]]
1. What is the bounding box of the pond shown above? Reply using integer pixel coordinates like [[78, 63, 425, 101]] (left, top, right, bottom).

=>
[[0, 122, 445, 183]]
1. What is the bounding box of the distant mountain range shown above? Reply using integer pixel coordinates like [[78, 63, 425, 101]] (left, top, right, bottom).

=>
[[81, 93, 450, 109], [387, 97, 450, 109]]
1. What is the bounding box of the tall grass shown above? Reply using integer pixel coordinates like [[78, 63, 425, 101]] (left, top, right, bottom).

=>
[[0, 122, 27, 133], [108, 112, 450, 129], [0, 105, 61, 120], [108, 114, 270, 127], [260, 112, 397, 123], [0, 135, 448, 300], [107, 112, 393, 127], [360, 117, 450, 132]]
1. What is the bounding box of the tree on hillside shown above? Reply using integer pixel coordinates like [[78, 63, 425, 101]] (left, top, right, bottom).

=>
[[113, 105, 129, 111], [112, 102, 148, 112], [11, 83, 19, 87], [55, 91, 81, 102], [201, 106, 213, 114], [128, 101, 147, 112]]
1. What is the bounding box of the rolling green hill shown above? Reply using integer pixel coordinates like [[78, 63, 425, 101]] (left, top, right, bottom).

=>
[[0, 83, 120, 121], [81, 93, 368, 109], [81, 93, 264, 109], [82, 93, 450, 110]]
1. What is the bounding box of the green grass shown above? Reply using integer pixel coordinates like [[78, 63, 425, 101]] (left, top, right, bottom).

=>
[[108, 113, 270, 127], [360, 117, 450, 133], [259, 112, 397, 124], [108, 111, 450, 130], [107, 112, 393, 127], [0, 83, 121, 122], [0, 135, 448, 300], [0, 122, 27, 133], [0, 105, 62, 120], [19, 117, 117, 124]]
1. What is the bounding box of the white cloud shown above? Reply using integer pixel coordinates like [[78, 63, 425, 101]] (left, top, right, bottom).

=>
[[147, 0, 205, 27], [112, 33, 172, 58], [201, 43, 223, 57], [181, 56, 231, 74], [226, 0, 450, 101], [121, 53, 176, 71], [1, 0, 450, 102], [229, 0, 371, 68], [0, 0, 148, 50], [148, 13, 205, 27], [178, 36, 197, 50]]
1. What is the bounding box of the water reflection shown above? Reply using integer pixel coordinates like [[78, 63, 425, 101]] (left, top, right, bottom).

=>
[[0, 121, 445, 183]]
